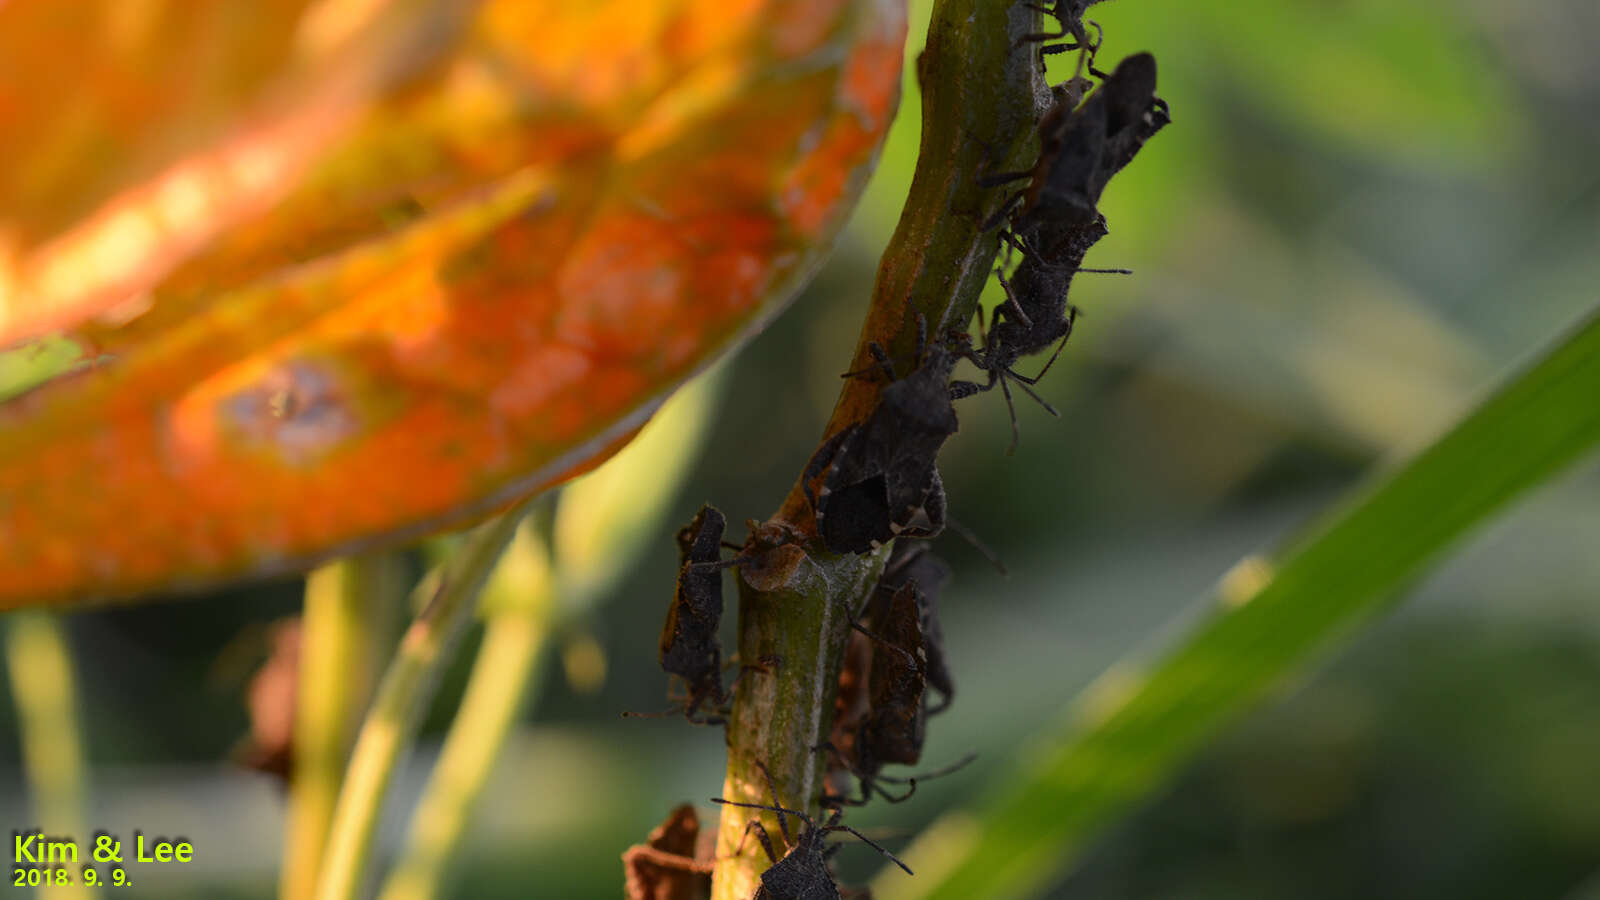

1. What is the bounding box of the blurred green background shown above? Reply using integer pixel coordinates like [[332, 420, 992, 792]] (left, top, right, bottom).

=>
[[4, 0, 1600, 897]]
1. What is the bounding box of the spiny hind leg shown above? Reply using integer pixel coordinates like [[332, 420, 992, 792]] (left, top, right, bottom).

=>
[[1013, 307, 1078, 386], [994, 267, 1033, 331]]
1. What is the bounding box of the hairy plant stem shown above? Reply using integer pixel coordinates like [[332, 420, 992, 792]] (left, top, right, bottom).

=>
[[710, 2, 1046, 897], [313, 501, 534, 900]]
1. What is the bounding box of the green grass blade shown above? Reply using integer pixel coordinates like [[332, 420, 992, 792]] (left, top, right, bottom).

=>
[[888, 304, 1600, 900]]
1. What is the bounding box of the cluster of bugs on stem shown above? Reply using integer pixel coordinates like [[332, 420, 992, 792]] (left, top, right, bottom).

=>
[[623, 6, 1170, 895], [955, 50, 1171, 450]]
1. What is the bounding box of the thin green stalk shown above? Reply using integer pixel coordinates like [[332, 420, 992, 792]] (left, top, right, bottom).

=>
[[376, 520, 554, 900], [892, 305, 1600, 899], [375, 616, 549, 900], [4, 612, 87, 900], [313, 500, 534, 900], [282, 554, 405, 900], [711, 1, 1044, 896]]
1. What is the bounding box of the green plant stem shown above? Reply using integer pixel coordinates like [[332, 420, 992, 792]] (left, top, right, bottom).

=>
[[4, 612, 87, 900], [784, 1, 1044, 460], [375, 600, 552, 900], [313, 501, 534, 900], [710, 2, 1044, 897], [713, 547, 889, 899], [892, 305, 1600, 900], [282, 554, 405, 900]]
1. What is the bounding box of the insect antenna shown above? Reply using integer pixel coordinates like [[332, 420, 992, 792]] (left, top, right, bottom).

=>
[[755, 759, 791, 842], [710, 797, 809, 848], [944, 517, 1008, 575], [620, 707, 678, 720], [820, 822, 913, 876]]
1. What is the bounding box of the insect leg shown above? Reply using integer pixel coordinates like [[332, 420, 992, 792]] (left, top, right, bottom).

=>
[[994, 267, 1033, 331], [979, 190, 1027, 232], [731, 820, 781, 865], [998, 374, 1022, 455], [1014, 306, 1078, 386], [1010, 373, 1061, 414], [800, 429, 851, 511]]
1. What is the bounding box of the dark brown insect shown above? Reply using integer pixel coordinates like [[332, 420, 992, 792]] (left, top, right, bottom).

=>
[[802, 344, 959, 554], [878, 542, 955, 715], [857, 578, 928, 770], [632, 506, 780, 724], [818, 576, 928, 805], [622, 805, 715, 900], [1012, 53, 1168, 243], [825, 541, 954, 800], [821, 546, 972, 806], [826, 623, 873, 786], [958, 53, 1170, 448], [713, 762, 911, 900], [656, 504, 740, 723]]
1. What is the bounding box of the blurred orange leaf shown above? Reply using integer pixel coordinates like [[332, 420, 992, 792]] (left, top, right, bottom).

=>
[[0, 0, 907, 605]]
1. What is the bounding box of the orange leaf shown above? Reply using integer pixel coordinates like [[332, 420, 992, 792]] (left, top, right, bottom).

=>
[[0, 0, 481, 341], [0, 0, 907, 606]]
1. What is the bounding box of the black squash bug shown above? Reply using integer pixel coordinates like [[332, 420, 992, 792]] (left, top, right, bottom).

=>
[[877, 542, 956, 715], [819, 544, 972, 806], [816, 576, 927, 806], [821, 540, 937, 765], [1015, 52, 1168, 241], [802, 345, 959, 554], [826, 625, 873, 790], [622, 804, 714, 900], [956, 53, 1170, 449], [832, 587, 972, 805], [713, 762, 911, 900], [654, 504, 744, 724], [857, 579, 928, 770]]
